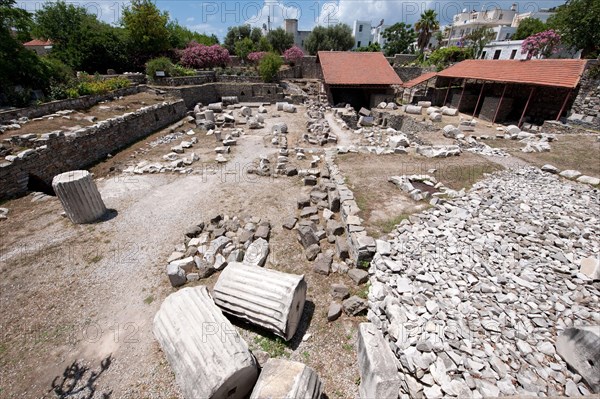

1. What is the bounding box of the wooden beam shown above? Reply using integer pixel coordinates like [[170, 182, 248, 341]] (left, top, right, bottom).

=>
[[556, 89, 572, 120], [457, 78, 467, 111], [443, 79, 452, 105], [492, 83, 508, 124], [473, 81, 486, 117], [519, 86, 535, 128]]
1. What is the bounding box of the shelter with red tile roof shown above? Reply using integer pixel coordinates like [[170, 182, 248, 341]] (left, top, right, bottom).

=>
[[316, 51, 402, 110], [24, 39, 53, 56], [430, 59, 589, 126]]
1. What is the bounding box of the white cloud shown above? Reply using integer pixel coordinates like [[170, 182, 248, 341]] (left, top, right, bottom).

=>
[[315, 0, 439, 29], [244, 0, 302, 31], [188, 23, 224, 36], [186, 17, 195, 22]]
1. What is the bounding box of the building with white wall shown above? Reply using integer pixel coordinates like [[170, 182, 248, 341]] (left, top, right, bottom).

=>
[[448, 4, 518, 46], [480, 40, 581, 60], [284, 19, 311, 52], [351, 20, 389, 49]]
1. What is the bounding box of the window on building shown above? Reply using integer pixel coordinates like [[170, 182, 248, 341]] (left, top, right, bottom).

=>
[[510, 49, 517, 59], [493, 49, 502, 59], [481, 51, 487, 59], [359, 25, 363, 32], [505, 33, 511, 40], [357, 41, 361, 47], [368, 41, 371, 45], [460, 29, 464, 36], [499, 13, 503, 19]]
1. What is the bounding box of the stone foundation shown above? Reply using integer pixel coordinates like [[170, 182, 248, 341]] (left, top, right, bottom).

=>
[[0, 99, 186, 200]]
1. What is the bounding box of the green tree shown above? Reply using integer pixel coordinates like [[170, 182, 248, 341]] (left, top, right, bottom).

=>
[[167, 21, 218, 48], [1, 0, 47, 104], [266, 27, 294, 54], [256, 36, 273, 52], [224, 24, 263, 54], [34, 1, 129, 73], [304, 23, 354, 55], [234, 37, 255, 60], [382, 22, 416, 56], [428, 46, 473, 70], [464, 27, 495, 59], [258, 52, 282, 82], [122, 0, 170, 67], [415, 10, 439, 53], [354, 42, 382, 52], [548, 0, 600, 58], [513, 18, 548, 40]]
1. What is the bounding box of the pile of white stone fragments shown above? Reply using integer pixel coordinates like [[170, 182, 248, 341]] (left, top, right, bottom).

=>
[[388, 174, 465, 202], [365, 166, 600, 398]]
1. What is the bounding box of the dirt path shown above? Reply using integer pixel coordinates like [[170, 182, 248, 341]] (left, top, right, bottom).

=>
[[0, 107, 361, 398]]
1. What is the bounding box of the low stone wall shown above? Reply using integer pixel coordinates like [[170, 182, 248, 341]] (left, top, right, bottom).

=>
[[0, 99, 186, 200], [391, 54, 418, 66], [296, 56, 321, 79], [394, 66, 432, 83], [159, 82, 284, 109], [0, 85, 145, 123], [217, 75, 262, 83], [278, 66, 303, 80], [152, 72, 216, 86]]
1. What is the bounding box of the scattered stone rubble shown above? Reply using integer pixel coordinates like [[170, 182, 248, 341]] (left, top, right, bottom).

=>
[[368, 167, 600, 397], [165, 214, 272, 287], [388, 175, 465, 202], [303, 100, 338, 146]]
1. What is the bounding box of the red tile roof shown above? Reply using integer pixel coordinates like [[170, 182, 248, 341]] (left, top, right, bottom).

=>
[[437, 59, 588, 88], [24, 39, 52, 46], [317, 51, 403, 86], [403, 72, 437, 88]]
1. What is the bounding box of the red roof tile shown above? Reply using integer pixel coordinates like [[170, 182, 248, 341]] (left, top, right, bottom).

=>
[[437, 59, 587, 88], [24, 39, 52, 46], [403, 72, 437, 88], [317, 51, 403, 86]]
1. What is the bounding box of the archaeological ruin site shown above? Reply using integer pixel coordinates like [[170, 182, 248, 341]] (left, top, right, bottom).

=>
[[1, 52, 599, 398]]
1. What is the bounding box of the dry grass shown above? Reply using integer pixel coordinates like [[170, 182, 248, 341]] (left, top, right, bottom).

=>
[[486, 134, 600, 177], [338, 152, 504, 238]]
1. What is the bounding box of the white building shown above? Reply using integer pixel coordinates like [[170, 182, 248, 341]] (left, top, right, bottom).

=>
[[480, 40, 581, 60], [448, 4, 518, 46], [352, 20, 390, 49], [284, 19, 311, 52]]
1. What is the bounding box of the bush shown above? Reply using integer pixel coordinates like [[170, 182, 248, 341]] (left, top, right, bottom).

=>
[[146, 57, 176, 78], [283, 46, 304, 65], [428, 46, 473, 70], [180, 43, 230, 69], [258, 52, 283, 83], [247, 51, 267, 66]]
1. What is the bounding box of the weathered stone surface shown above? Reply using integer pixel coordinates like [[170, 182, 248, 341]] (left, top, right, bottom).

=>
[[249, 358, 322, 399], [560, 169, 582, 180], [405, 105, 422, 115], [213, 262, 307, 341], [357, 323, 401, 399], [313, 252, 332, 275], [243, 238, 269, 267], [166, 262, 186, 287], [348, 268, 369, 285], [153, 286, 258, 399], [541, 164, 559, 174], [52, 170, 107, 223], [343, 295, 367, 316], [557, 327, 600, 392], [327, 302, 342, 321], [305, 243, 320, 261], [577, 175, 600, 185], [282, 217, 297, 230], [297, 225, 318, 249], [580, 257, 600, 280]]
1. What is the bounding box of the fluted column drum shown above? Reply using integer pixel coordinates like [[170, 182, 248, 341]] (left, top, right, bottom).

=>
[[52, 170, 107, 224]]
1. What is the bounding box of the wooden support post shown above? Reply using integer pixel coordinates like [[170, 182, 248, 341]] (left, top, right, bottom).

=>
[[556, 90, 572, 120], [443, 79, 452, 105], [457, 78, 467, 111], [519, 86, 535, 128], [473, 81, 486, 117], [492, 83, 508, 124]]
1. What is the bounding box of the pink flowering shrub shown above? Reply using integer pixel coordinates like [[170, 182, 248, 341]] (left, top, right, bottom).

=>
[[247, 51, 267, 64], [180, 42, 231, 69], [283, 46, 304, 65], [521, 30, 561, 60]]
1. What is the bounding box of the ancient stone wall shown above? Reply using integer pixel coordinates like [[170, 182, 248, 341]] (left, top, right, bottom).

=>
[[0, 100, 186, 200], [163, 83, 284, 109], [0, 85, 145, 123], [371, 110, 438, 133], [152, 72, 216, 86], [569, 60, 600, 127], [392, 54, 418, 66], [296, 57, 322, 79]]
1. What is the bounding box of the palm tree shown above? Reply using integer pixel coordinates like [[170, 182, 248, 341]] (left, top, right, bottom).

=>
[[415, 10, 440, 53]]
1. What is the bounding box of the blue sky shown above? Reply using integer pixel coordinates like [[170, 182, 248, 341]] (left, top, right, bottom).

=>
[[18, 0, 566, 40]]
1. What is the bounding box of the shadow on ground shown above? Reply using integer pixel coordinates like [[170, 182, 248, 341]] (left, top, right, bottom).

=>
[[49, 355, 113, 399]]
